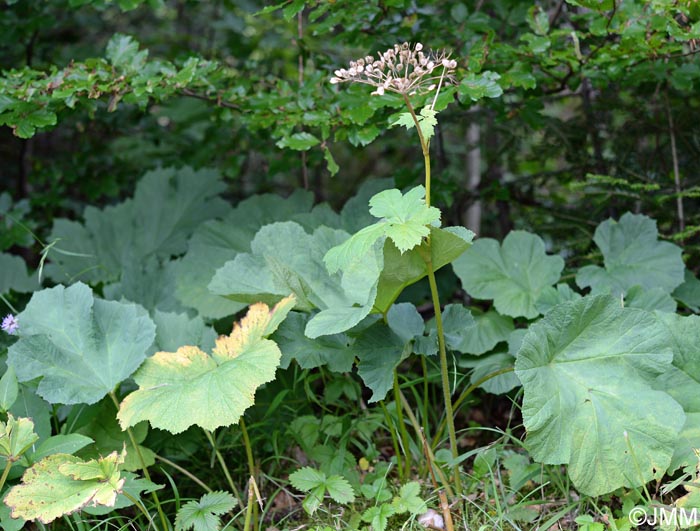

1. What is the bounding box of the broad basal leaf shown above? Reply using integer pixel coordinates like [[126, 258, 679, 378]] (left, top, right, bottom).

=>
[[535, 283, 582, 314], [453, 231, 564, 319], [8, 283, 156, 405], [104, 257, 184, 313], [210, 222, 382, 339], [29, 434, 94, 463], [174, 190, 317, 319], [576, 213, 684, 296], [4, 450, 126, 524], [81, 471, 162, 516], [515, 294, 683, 496], [673, 269, 700, 312], [9, 386, 51, 443], [118, 297, 295, 434], [47, 167, 228, 284], [355, 322, 410, 402], [458, 329, 523, 395], [441, 305, 513, 355], [273, 312, 356, 372], [0, 366, 18, 412], [653, 313, 700, 473], [387, 303, 425, 343], [0, 253, 36, 295], [324, 186, 440, 273], [151, 310, 216, 354], [624, 286, 676, 313]]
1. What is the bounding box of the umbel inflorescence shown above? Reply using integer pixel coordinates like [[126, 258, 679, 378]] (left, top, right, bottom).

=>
[[330, 42, 457, 96]]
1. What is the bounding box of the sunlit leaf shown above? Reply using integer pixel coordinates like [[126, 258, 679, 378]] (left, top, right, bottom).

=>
[[118, 297, 295, 434], [4, 450, 126, 524], [0, 414, 39, 461], [8, 283, 156, 405]]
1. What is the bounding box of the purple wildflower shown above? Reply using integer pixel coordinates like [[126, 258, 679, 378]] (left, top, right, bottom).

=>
[[1, 314, 18, 335]]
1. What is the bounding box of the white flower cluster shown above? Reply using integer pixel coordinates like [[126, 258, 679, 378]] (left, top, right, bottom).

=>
[[330, 42, 457, 96]]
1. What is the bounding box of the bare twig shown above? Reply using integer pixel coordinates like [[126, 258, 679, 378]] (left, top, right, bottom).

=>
[[665, 90, 685, 237]]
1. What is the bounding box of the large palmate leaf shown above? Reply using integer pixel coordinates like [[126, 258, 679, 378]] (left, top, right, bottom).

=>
[[441, 305, 513, 355], [324, 186, 440, 273], [4, 450, 126, 524], [104, 258, 185, 313], [576, 213, 684, 296], [535, 283, 582, 314], [459, 329, 524, 395], [624, 286, 676, 312], [173, 181, 391, 320], [118, 297, 295, 434], [373, 226, 473, 314], [453, 231, 564, 319], [355, 322, 410, 402], [46, 167, 229, 284], [515, 295, 683, 496], [0, 253, 36, 295], [653, 313, 700, 473], [273, 312, 356, 372], [150, 310, 216, 354], [209, 222, 382, 339], [673, 269, 700, 312], [8, 283, 155, 405], [173, 190, 317, 319]]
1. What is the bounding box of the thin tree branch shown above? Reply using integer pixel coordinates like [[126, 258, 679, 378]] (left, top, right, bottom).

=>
[[665, 90, 685, 237]]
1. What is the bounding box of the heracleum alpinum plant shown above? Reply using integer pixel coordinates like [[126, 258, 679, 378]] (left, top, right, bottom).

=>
[[329, 43, 465, 497]]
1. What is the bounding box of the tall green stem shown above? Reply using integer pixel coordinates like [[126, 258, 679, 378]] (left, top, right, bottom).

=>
[[426, 261, 462, 495], [239, 418, 259, 530], [402, 92, 461, 495], [432, 367, 514, 449], [380, 400, 404, 481], [402, 94, 431, 204], [0, 459, 13, 494], [122, 490, 158, 528], [154, 454, 213, 493], [397, 389, 454, 499], [109, 392, 168, 531], [204, 429, 242, 504], [393, 372, 412, 479]]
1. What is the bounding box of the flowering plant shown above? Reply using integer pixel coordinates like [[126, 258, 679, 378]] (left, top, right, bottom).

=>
[[1, 314, 17, 335]]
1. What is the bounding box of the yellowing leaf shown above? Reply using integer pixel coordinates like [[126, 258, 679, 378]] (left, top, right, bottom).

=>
[[118, 296, 295, 434], [4, 450, 125, 524], [0, 414, 38, 461]]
